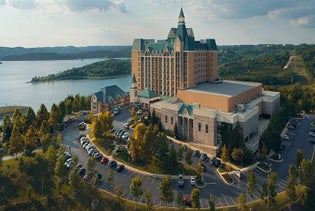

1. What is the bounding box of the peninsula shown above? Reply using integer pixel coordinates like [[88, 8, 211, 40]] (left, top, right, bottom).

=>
[[30, 59, 131, 83]]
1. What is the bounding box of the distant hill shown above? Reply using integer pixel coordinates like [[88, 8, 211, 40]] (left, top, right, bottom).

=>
[[0, 46, 131, 61]]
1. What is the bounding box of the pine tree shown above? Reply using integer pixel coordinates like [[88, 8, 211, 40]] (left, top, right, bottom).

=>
[[9, 124, 24, 159]]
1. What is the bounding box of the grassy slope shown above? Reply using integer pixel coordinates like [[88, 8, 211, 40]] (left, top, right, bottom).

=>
[[0, 106, 28, 119], [287, 50, 313, 84]]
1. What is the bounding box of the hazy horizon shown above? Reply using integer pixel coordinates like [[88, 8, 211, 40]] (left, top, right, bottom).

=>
[[0, 0, 314, 47]]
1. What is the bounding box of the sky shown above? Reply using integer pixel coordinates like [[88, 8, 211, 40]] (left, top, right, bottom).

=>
[[0, 0, 314, 47]]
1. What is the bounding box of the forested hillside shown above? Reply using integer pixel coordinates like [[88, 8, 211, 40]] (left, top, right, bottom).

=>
[[0, 46, 131, 61], [218, 44, 315, 86]]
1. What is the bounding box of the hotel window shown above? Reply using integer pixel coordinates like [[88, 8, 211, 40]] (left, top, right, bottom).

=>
[[165, 115, 168, 123], [171, 116, 173, 124], [205, 124, 208, 133], [198, 123, 201, 131]]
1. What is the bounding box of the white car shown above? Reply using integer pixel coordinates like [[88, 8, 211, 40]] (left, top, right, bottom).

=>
[[282, 134, 289, 140], [190, 176, 196, 186], [309, 132, 315, 137]]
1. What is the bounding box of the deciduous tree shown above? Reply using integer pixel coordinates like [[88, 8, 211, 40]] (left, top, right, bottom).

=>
[[106, 169, 115, 192], [237, 192, 247, 211], [209, 194, 215, 211], [130, 176, 143, 201], [300, 159, 312, 185], [185, 148, 193, 165], [296, 149, 303, 167], [143, 188, 152, 211], [176, 191, 184, 209], [191, 187, 201, 209], [221, 145, 229, 162], [247, 169, 256, 199], [159, 175, 174, 205], [177, 145, 184, 161]]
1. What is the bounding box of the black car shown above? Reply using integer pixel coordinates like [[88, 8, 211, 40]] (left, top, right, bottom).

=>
[[214, 158, 221, 167], [108, 160, 117, 168], [78, 168, 86, 177], [97, 173, 102, 180], [116, 164, 125, 172]]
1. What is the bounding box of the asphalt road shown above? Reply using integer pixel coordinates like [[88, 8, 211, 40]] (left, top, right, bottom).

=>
[[60, 111, 314, 208]]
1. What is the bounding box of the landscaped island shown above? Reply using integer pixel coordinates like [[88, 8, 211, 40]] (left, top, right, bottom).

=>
[[30, 59, 131, 83]]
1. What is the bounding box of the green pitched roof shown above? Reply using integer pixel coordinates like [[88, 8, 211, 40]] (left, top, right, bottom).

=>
[[138, 88, 159, 99], [132, 8, 217, 53], [94, 85, 127, 103], [178, 104, 194, 116], [179, 8, 184, 18], [131, 74, 136, 83]]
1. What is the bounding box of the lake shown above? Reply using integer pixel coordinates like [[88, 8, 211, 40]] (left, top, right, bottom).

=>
[[0, 59, 131, 123]]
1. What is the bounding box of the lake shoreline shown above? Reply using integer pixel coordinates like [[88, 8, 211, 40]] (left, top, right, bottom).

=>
[[27, 74, 130, 84]]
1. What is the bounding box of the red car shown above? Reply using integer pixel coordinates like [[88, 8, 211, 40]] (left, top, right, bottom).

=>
[[183, 195, 192, 207], [101, 157, 109, 164]]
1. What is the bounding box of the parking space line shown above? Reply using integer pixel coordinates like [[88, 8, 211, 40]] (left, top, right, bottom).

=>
[[127, 192, 132, 200], [229, 196, 236, 205], [144, 176, 150, 183], [151, 177, 157, 184], [216, 197, 223, 207], [122, 190, 128, 198], [223, 195, 229, 206]]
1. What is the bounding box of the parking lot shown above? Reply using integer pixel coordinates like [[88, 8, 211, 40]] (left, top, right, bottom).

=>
[[60, 108, 315, 208]]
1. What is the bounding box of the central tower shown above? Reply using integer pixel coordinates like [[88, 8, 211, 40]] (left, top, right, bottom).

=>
[[131, 8, 218, 98]]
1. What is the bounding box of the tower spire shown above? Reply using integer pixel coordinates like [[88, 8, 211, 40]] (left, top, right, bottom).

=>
[[178, 8, 185, 25]]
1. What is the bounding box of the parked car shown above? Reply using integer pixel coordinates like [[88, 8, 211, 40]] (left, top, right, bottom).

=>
[[200, 153, 208, 161], [190, 176, 196, 186], [183, 195, 192, 207], [177, 174, 184, 188], [101, 157, 109, 164], [309, 132, 315, 137], [97, 173, 102, 180], [108, 160, 117, 168], [214, 158, 221, 167], [281, 134, 289, 140], [309, 139, 315, 144], [94, 152, 102, 160], [122, 132, 129, 139], [116, 164, 125, 172], [78, 168, 86, 177], [193, 150, 200, 157], [201, 163, 206, 172], [183, 145, 187, 151]]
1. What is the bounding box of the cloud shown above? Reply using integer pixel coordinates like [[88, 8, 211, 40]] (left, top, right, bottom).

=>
[[7, 0, 37, 10], [147, 0, 315, 27], [64, 0, 128, 13], [0, 0, 6, 6]]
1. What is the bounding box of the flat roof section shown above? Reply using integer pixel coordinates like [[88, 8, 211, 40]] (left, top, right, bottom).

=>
[[184, 80, 261, 97]]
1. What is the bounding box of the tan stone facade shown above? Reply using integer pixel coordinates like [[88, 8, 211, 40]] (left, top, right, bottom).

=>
[[91, 85, 130, 114], [131, 9, 218, 98], [132, 9, 280, 156]]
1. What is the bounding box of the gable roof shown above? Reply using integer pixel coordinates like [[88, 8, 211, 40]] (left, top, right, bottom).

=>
[[132, 8, 217, 53], [138, 88, 159, 99], [94, 85, 127, 103], [178, 104, 194, 116]]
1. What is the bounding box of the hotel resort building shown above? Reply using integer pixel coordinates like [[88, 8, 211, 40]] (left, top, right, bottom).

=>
[[130, 8, 280, 155]]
